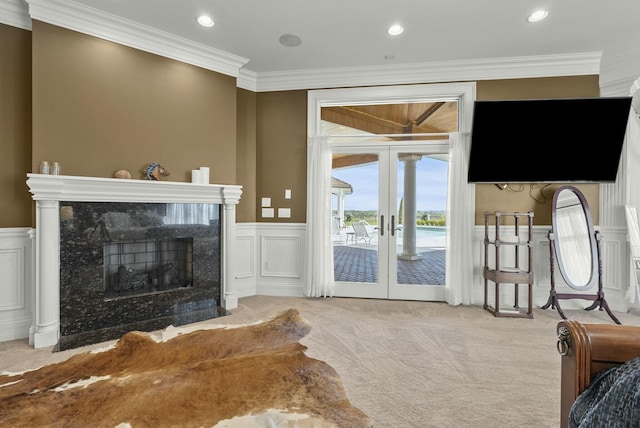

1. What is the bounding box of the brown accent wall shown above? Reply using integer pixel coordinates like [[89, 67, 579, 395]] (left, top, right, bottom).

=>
[[0, 24, 32, 227], [250, 77, 601, 226], [0, 20, 608, 229], [31, 21, 237, 185], [474, 76, 601, 225], [256, 91, 308, 223], [236, 89, 257, 222]]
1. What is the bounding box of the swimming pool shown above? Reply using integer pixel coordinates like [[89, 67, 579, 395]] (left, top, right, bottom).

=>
[[397, 225, 446, 248], [398, 226, 446, 238]]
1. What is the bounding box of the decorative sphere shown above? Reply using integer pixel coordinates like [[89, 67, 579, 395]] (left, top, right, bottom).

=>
[[114, 169, 132, 179]]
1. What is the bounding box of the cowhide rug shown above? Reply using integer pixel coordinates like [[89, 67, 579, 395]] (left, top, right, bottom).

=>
[[0, 309, 371, 427]]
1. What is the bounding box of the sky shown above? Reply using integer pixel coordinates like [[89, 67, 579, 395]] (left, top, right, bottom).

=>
[[332, 156, 448, 212]]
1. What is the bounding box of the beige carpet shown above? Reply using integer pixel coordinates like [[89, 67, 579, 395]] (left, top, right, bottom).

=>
[[2, 296, 640, 427], [0, 309, 371, 427]]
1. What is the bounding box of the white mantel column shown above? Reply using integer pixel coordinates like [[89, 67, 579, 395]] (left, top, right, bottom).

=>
[[33, 200, 60, 348], [223, 188, 239, 309]]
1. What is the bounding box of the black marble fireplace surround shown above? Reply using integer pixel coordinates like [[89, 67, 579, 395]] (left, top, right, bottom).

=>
[[58, 201, 225, 350]]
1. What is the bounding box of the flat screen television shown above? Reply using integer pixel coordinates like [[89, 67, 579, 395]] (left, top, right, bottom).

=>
[[467, 97, 632, 183]]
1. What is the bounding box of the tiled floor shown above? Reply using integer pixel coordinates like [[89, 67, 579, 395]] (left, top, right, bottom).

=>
[[333, 245, 446, 285]]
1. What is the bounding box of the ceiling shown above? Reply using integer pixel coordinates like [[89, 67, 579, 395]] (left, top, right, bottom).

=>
[[322, 102, 458, 136], [325, 102, 456, 169], [67, 0, 639, 74], [13, 1, 638, 156]]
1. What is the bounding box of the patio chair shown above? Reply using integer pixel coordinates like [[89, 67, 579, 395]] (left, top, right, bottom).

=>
[[332, 217, 345, 243], [351, 220, 372, 245]]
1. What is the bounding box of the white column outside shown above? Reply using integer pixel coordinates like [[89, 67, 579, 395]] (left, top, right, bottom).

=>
[[399, 154, 422, 260], [337, 192, 345, 226]]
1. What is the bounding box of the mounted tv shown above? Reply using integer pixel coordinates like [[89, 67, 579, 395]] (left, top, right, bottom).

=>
[[467, 97, 632, 183]]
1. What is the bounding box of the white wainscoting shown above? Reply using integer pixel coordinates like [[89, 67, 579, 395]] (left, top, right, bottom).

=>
[[0, 228, 33, 342], [471, 225, 634, 313], [235, 223, 306, 299], [1, 223, 635, 343]]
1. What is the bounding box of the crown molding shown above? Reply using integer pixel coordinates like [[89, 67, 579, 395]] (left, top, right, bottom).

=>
[[249, 52, 602, 92], [25, 0, 249, 78], [600, 78, 639, 97], [0, 0, 31, 30], [237, 69, 258, 92], [11, 0, 632, 94], [599, 43, 640, 96]]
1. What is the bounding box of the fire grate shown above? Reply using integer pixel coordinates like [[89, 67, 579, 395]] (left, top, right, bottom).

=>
[[104, 238, 193, 298]]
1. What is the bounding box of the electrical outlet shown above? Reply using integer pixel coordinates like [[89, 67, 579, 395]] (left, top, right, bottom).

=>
[[278, 208, 291, 218]]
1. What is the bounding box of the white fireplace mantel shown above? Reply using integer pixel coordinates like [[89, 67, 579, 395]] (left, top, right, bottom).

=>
[[26, 173, 242, 348]]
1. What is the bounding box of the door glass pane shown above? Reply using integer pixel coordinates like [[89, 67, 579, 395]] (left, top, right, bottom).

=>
[[332, 153, 379, 284], [395, 152, 448, 286]]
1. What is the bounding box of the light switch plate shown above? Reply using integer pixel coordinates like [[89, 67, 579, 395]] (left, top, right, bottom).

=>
[[261, 197, 271, 207], [262, 208, 274, 218], [285, 189, 292, 199], [278, 208, 291, 218]]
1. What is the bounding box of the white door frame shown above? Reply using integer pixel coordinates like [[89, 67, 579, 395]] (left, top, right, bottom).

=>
[[331, 141, 450, 301], [308, 82, 477, 303]]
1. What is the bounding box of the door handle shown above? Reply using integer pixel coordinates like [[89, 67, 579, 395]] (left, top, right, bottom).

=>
[[391, 215, 395, 236], [374, 215, 384, 236], [391, 215, 401, 236]]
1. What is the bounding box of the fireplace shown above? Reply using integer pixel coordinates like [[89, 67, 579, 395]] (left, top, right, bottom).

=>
[[27, 174, 242, 350], [104, 237, 194, 297]]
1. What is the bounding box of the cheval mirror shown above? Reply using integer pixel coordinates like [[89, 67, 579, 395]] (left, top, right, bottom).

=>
[[542, 185, 621, 324]]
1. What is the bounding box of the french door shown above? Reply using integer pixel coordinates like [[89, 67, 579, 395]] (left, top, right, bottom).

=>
[[332, 141, 448, 301]]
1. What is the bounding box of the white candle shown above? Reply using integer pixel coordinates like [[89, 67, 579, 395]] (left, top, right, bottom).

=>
[[199, 167, 210, 184], [191, 169, 202, 183]]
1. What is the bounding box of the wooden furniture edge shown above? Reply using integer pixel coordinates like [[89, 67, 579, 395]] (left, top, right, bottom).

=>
[[556, 319, 640, 428]]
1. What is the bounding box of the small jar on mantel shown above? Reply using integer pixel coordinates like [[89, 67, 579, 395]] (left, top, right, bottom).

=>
[[51, 162, 60, 175], [39, 161, 49, 174]]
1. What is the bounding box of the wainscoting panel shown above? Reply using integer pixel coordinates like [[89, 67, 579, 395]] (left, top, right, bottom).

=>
[[235, 236, 255, 279], [0, 223, 635, 345], [234, 224, 257, 298], [0, 249, 24, 311], [232, 223, 306, 299], [254, 223, 305, 296], [0, 228, 33, 342], [601, 230, 626, 292], [261, 236, 301, 278], [472, 225, 634, 313]]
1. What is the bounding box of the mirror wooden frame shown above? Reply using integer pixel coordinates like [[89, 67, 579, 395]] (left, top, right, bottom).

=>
[[542, 185, 620, 324]]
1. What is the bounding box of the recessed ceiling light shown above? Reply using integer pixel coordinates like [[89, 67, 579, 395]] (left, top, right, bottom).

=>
[[388, 24, 404, 36], [197, 15, 214, 27], [527, 10, 549, 23]]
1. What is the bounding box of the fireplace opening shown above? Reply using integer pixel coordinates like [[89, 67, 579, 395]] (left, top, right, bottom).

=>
[[104, 238, 193, 299]]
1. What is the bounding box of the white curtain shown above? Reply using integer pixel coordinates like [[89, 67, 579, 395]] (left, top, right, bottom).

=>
[[304, 135, 335, 297], [626, 79, 640, 303], [446, 132, 475, 305]]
